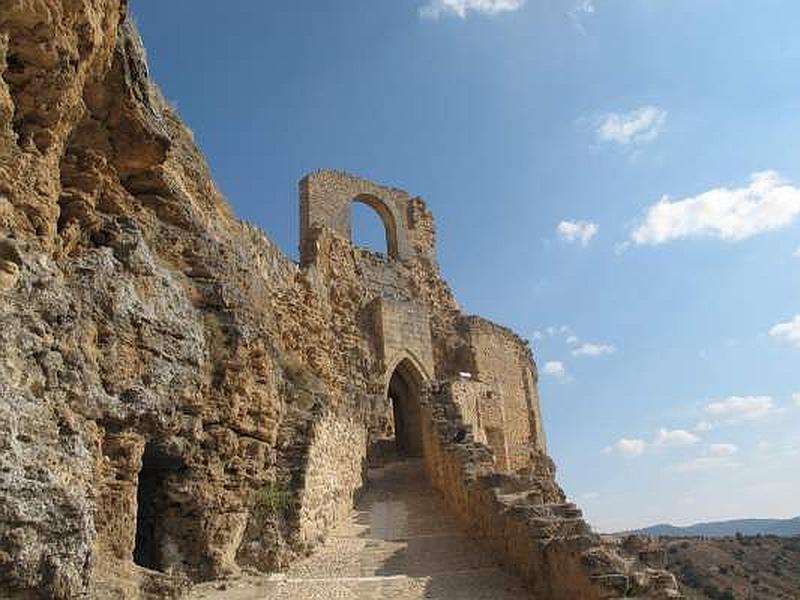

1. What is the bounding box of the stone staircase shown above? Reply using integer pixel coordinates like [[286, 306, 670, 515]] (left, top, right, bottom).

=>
[[190, 460, 532, 599]]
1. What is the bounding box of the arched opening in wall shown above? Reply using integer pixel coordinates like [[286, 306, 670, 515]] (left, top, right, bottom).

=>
[[388, 358, 424, 457], [133, 442, 183, 571], [351, 195, 398, 259]]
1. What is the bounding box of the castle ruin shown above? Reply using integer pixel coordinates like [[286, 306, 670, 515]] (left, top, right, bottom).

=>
[[0, 3, 680, 598]]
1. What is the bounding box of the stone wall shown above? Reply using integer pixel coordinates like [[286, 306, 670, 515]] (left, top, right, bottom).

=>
[[354, 250, 412, 301], [295, 412, 368, 549], [420, 383, 681, 599], [374, 297, 435, 383], [407, 197, 436, 260], [419, 384, 598, 599]]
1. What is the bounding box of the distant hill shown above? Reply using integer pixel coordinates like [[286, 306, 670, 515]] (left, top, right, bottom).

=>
[[662, 536, 800, 599], [625, 516, 800, 538]]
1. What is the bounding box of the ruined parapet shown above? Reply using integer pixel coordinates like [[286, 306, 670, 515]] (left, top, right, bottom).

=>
[[420, 381, 682, 599], [299, 170, 436, 265], [445, 378, 511, 469], [457, 315, 547, 470]]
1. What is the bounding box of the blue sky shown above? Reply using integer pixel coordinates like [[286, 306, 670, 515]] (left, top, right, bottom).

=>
[[132, 0, 800, 531]]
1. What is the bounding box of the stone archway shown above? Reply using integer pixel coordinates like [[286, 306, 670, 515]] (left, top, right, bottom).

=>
[[352, 194, 400, 259], [299, 170, 423, 264], [386, 358, 424, 457]]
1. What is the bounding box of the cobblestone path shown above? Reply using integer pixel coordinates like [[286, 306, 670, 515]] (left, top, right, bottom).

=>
[[190, 460, 531, 599]]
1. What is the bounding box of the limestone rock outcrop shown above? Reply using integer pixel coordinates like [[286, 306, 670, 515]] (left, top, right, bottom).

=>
[[0, 2, 680, 598]]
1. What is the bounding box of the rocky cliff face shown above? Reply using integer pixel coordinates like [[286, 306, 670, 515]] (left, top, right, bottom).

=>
[[0, 3, 680, 599], [0, 4, 446, 596], [1, 2, 301, 596]]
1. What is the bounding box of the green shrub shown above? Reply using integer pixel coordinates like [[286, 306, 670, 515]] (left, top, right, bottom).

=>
[[255, 483, 293, 519]]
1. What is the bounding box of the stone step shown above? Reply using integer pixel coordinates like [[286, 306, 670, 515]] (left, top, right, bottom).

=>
[[287, 532, 500, 578], [192, 569, 532, 600], [189, 460, 532, 599]]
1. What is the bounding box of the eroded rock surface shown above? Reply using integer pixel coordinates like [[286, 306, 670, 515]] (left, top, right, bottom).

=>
[[0, 2, 681, 599]]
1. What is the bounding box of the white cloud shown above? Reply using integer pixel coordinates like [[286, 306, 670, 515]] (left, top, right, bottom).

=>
[[566, 335, 579, 345], [544, 325, 572, 338], [630, 171, 800, 246], [674, 455, 741, 472], [542, 361, 567, 380], [769, 315, 800, 348], [653, 428, 700, 448], [419, 0, 524, 19], [604, 438, 646, 458], [693, 420, 714, 432], [557, 220, 598, 245], [707, 443, 738, 458], [674, 443, 741, 472], [705, 396, 775, 422], [596, 106, 666, 146], [568, 0, 595, 32], [605, 427, 700, 458], [754, 437, 800, 460], [571, 0, 595, 16], [793, 247, 800, 258], [572, 342, 616, 357], [581, 491, 600, 500]]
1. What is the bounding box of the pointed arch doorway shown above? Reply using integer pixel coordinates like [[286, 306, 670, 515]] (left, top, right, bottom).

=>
[[387, 358, 424, 458]]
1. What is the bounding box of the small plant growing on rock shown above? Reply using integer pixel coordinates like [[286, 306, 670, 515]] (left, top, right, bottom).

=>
[[255, 483, 293, 521]]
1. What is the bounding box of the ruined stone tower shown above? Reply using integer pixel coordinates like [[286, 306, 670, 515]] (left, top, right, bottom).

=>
[[298, 170, 547, 473]]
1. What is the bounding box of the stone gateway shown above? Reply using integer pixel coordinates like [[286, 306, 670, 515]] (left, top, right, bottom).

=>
[[0, 2, 680, 598]]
